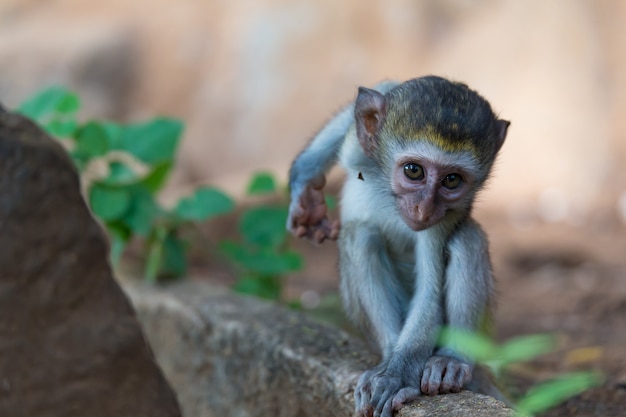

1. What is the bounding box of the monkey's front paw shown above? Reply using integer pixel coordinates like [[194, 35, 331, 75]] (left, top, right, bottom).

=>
[[421, 355, 472, 395], [292, 216, 340, 244], [354, 367, 417, 417], [288, 176, 340, 244]]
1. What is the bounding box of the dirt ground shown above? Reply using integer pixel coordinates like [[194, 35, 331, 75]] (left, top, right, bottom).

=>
[[181, 200, 626, 416]]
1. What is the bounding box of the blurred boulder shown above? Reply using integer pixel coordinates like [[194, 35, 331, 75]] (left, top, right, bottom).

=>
[[0, 110, 181, 417]]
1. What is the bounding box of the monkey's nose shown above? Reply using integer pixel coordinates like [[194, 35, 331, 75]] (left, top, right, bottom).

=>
[[415, 206, 432, 223]]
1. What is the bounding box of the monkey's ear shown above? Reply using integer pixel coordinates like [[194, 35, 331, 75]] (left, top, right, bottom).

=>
[[355, 87, 387, 157], [494, 119, 510, 153]]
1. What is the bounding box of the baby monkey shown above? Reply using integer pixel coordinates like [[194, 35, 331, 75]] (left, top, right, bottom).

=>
[[287, 76, 509, 417]]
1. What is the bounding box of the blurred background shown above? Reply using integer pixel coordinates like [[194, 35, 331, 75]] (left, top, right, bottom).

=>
[[1, 0, 625, 223], [2, 1, 626, 413]]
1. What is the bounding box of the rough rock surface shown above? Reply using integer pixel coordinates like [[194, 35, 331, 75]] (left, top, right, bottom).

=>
[[125, 281, 514, 417], [0, 110, 181, 417]]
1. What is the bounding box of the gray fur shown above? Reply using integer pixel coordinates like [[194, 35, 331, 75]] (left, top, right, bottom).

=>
[[287, 77, 508, 416]]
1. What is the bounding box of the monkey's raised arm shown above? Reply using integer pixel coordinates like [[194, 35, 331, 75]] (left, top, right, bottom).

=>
[[287, 81, 399, 243], [287, 102, 352, 243]]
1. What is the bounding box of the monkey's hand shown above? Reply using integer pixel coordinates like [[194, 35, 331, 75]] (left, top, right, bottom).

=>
[[421, 354, 473, 395], [354, 362, 422, 417], [287, 174, 340, 244]]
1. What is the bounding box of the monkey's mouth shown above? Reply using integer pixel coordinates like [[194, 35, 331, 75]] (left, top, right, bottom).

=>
[[400, 215, 434, 232]]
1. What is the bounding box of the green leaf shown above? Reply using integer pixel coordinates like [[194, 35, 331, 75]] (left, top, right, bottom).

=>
[[233, 275, 282, 300], [144, 227, 167, 283], [437, 327, 499, 362], [239, 206, 288, 248], [105, 162, 139, 185], [109, 236, 127, 267], [123, 189, 162, 236], [247, 172, 277, 195], [56, 91, 80, 114], [174, 187, 234, 222], [18, 86, 80, 120], [119, 118, 183, 164], [161, 233, 187, 278], [139, 162, 173, 193], [220, 241, 302, 275], [89, 185, 131, 221], [274, 251, 303, 272], [100, 121, 123, 148], [516, 372, 603, 416], [106, 223, 131, 267], [45, 119, 77, 138], [74, 122, 111, 158], [498, 334, 556, 365], [219, 240, 248, 266]]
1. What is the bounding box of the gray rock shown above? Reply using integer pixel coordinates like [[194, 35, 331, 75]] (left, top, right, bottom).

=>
[[126, 281, 514, 417], [0, 110, 181, 417]]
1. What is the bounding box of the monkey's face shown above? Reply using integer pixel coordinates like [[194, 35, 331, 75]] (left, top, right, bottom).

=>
[[390, 145, 479, 231]]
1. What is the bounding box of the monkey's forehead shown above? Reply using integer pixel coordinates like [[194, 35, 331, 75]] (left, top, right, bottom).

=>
[[383, 76, 499, 156], [381, 107, 498, 158], [380, 119, 502, 162]]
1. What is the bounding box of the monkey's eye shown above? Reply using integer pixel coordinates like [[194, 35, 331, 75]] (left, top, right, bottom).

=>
[[442, 173, 463, 189], [403, 163, 424, 180]]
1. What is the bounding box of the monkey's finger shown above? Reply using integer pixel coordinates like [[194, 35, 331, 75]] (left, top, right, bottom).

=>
[[317, 219, 338, 238], [291, 211, 310, 227], [355, 376, 372, 415], [391, 387, 421, 410], [424, 375, 443, 396], [370, 383, 388, 415], [373, 389, 393, 417], [441, 365, 463, 394], [290, 206, 310, 229], [295, 225, 308, 238], [422, 363, 444, 395], [420, 366, 432, 394], [329, 220, 341, 240], [380, 398, 394, 417], [312, 228, 327, 244], [357, 404, 374, 417], [440, 360, 471, 394], [315, 220, 341, 244]]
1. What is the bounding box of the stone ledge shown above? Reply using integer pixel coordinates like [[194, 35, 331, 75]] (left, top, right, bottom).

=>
[[124, 281, 514, 417]]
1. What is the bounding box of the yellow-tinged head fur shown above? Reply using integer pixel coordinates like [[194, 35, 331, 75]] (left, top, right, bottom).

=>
[[390, 124, 479, 156], [378, 76, 502, 168]]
